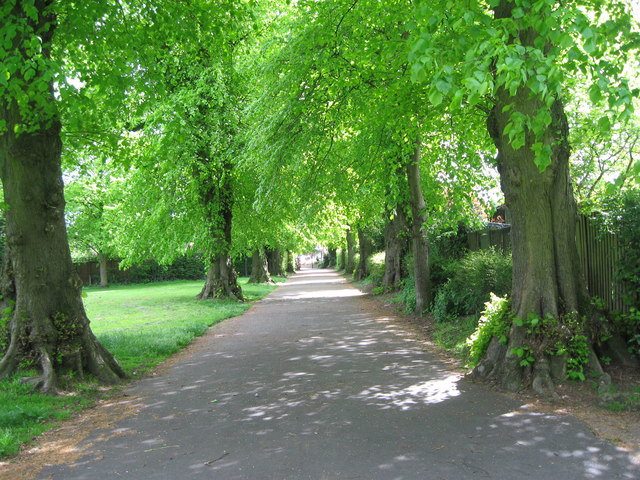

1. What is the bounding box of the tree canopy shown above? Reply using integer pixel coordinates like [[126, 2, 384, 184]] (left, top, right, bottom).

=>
[[0, 0, 638, 393]]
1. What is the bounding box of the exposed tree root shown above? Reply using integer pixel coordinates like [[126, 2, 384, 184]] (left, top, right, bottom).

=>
[[197, 256, 243, 301]]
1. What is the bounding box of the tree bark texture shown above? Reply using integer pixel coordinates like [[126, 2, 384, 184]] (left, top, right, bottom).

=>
[[383, 205, 410, 292], [354, 231, 373, 281], [98, 252, 109, 288], [196, 158, 243, 301], [473, 1, 597, 395], [323, 247, 337, 269], [406, 144, 431, 314], [286, 250, 296, 274], [198, 254, 243, 300], [267, 248, 285, 276], [345, 228, 356, 274], [0, 2, 126, 392], [249, 248, 272, 284]]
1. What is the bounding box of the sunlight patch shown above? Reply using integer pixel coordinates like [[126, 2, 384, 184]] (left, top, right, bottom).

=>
[[280, 289, 364, 300], [353, 374, 461, 410]]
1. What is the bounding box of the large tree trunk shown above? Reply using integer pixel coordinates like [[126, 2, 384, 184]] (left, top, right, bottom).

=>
[[383, 205, 410, 292], [196, 157, 243, 301], [473, 1, 598, 396], [406, 144, 431, 314], [267, 248, 285, 276], [198, 254, 243, 300], [286, 250, 296, 274], [249, 248, 272, 284], [328, 247, 337, 267], [98, 252, 109, 288], [354, 231, 372, 281], [0, 1, 126, 393], [345, 228, 356, 274]]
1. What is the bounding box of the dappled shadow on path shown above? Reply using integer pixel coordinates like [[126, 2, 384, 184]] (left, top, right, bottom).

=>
[[38, 269, 640, 480]]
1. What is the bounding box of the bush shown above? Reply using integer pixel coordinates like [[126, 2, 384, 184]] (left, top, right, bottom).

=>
[[431, 248, 512, 323], [466, 293, 512, 368], [104, 255, 205, 284], [397, 275, 416, 313], [366, 251, 386, 285]]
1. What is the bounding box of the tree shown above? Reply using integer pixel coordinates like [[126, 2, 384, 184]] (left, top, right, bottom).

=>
[[0, 1, 126, 391], [249, 248, 272, 284], [410, 0, 638, 393], [65, 158, 121, 287], [102, 2, 276, 301]]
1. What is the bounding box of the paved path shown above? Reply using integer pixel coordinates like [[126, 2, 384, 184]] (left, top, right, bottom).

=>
[[38, 269, 638, 479]]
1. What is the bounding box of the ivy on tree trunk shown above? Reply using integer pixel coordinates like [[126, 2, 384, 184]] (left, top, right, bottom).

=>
[[196, 158, 243, 301]]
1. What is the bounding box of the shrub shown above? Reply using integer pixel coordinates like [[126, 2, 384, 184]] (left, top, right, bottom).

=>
[[431, 248, 512, 323], [101, 255, 205, 284], [335, 249, 344, 270], [466, 293, 512, 368], [397, 275, 417, 313], [366, 251, 386, 285]]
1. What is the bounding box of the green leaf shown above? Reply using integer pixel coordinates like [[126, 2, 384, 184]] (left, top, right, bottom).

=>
[[429, 89, 443, 106], [588, 84, 602, 103], [532, 142, 553, 172], [435, 78, 451, 95], [583, 37, 597, 54], [23, 66, 35, 82], [597, 116, 611, 134], [410, 63, 426, 83], [581, 26, 594, 39]]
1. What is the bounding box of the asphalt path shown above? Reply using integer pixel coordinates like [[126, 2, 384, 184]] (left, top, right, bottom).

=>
[[38, 269, 639, 479]]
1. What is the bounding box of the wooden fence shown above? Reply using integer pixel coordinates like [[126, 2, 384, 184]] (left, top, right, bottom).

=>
[[468, 216, 626, 313], [467, 224, 511, 252], [575, 215, 625, 313]]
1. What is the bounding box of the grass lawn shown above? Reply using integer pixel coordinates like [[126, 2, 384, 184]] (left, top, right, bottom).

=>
[[0, 277, 283, 458]]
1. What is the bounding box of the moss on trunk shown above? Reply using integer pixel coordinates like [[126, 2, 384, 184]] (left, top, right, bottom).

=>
[[0, 1, 125, 392]]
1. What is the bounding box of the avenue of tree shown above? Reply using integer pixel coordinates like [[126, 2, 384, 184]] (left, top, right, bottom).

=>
[[0, 0, 638, 394]]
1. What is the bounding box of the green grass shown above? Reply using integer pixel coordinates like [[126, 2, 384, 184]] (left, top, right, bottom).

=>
[[0, 277, 282, 458], [602, 386, 640, 413], [432, 315, 479, 360], [87, 278, 282, 374], [0, 377, 91, 456]]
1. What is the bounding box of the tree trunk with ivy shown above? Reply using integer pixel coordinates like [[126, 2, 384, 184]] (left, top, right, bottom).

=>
[[0, 2, 126, 393], [473, 1, 605, 396], [196, 160, 243, 301], [249, 248, 272, 284]]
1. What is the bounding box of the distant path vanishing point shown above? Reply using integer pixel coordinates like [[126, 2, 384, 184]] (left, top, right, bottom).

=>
[[25, 269, 640, 479]]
